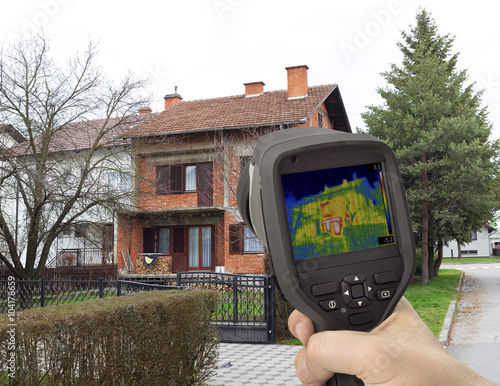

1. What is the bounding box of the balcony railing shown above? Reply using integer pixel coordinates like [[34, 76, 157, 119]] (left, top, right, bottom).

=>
[[47, 248, 114, 268]]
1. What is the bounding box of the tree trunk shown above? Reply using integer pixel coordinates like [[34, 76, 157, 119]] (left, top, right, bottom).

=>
[[434, 238, 444, 277], [428, 244, 435, 280], [421, 164, 430, 284], [457, 243, 462, 260]]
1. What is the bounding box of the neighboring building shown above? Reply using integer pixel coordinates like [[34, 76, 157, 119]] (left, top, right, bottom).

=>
[[0, 113, 154, 276], [487, 217, 500, 256], [116, 65, 352, 275], [0, 124, 25, 149], [443, 225, 496, 258]]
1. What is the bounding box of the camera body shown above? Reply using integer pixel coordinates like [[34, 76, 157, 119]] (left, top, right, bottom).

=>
[[237, 127, 416, 333]]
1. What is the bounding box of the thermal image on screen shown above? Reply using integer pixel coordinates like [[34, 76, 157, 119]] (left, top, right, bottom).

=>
[[281, 163, 394, 260]]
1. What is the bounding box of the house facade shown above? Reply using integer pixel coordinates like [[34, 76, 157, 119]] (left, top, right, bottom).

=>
[[116, 65, 352, 275], [0, 114, 154, 276], [442, 225, 495, 258]]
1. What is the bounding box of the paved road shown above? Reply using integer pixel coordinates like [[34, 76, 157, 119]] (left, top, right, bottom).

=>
[[442, 263, 500, 385]]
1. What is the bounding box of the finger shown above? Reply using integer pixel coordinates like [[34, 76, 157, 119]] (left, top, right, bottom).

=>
[[296, 330, 386, 384], [289, 309, 316, 346]]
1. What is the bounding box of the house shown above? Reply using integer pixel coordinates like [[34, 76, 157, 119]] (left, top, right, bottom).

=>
[[116, 65, 352, 275], [442, 225, 496, 258], [0, 113, 155, 278]]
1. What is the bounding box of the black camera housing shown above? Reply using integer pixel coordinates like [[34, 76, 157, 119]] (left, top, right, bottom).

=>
[[237, 127, 416, 333]]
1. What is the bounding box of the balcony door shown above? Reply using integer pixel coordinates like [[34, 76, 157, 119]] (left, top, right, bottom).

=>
[[188, 226, 213, 270]]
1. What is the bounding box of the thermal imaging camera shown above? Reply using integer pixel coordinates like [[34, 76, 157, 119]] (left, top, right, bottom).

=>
[[236, 127, 416, 386]]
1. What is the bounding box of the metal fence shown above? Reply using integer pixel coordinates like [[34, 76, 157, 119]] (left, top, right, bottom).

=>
[[0, 272, 276, 344]]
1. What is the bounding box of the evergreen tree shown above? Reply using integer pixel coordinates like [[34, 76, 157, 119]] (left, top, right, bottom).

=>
[[362, 9, 499, 284]]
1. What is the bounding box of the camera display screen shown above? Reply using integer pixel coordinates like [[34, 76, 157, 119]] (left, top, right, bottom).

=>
[[281, 163, 395, 260]]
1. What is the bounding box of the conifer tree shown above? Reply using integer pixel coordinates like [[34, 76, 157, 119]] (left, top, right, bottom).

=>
[[363, 9, 499, 283]]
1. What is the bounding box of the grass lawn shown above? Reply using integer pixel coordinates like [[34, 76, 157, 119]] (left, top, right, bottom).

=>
[[441, 257, 500, 264], [404, 269, 462, 337], [280, 268, 463, 344]]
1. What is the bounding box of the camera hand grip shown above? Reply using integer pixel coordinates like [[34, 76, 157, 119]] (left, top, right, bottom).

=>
[[327, 373, 364, 386]]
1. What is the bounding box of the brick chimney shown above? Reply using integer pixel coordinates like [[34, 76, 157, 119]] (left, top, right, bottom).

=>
[[286, 65, 309, 99], [164, 93, 182, 110], [244, 81, 265, 97], [139, 106, 152, 114]]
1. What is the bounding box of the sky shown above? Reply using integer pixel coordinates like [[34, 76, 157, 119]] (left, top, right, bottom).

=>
[[1, 0, 500, 139]]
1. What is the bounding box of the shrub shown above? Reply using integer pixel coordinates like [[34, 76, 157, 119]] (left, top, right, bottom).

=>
[[0, 289, 218, 385]]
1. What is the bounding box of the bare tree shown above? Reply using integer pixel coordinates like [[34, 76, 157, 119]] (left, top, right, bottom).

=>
[[0, 34, 150, 279]]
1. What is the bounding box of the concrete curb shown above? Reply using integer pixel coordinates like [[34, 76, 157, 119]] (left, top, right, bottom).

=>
[[438, 271, 465, 347]]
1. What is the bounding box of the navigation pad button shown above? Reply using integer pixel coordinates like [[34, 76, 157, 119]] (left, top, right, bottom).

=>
[[344, 274, 367, 285]]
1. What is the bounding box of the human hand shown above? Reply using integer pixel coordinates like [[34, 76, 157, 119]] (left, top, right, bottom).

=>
[[288, 297, 496, 386]]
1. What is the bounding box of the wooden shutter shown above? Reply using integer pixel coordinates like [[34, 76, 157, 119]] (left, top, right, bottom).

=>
[[156, 165, 170, 195], [197, 162, 213, 207], [172, 227, 185, 254], [170, 165, 183, 193], [229, 224, 243, 254], [143, 228, 155, 253]]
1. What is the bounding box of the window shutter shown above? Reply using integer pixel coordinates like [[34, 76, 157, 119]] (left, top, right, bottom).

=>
[[170, 165, 183, 193], [156, 165, 170, 195], [197, 162, 213, 207], [229, 224, 243, 254], [143, 228, 155, 253]]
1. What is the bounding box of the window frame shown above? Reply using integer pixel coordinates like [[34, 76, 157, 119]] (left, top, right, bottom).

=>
[[156, 162, 212, 196]]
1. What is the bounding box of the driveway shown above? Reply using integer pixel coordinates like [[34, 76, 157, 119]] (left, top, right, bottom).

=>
[[442, 263, 500, 385]]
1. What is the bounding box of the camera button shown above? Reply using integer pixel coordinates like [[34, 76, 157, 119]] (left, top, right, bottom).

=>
[[319, 299, 340, 311], [377, 288, 395, 301], [341, 282, 352, 303], [373, 271, 398, 284], [349, 311, 374, 326], [344, 274, 366, 285], [311, 282, 337, 296], [349, 297, 369, 309]]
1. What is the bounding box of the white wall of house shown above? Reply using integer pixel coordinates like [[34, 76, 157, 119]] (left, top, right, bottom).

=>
[[442, 226, 492, 257], [0, 146, 132, 266]]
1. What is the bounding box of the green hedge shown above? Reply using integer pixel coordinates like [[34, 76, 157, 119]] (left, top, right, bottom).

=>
[[0, 289, 218, 385]]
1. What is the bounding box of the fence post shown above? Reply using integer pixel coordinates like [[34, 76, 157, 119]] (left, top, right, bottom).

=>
[[267, 276, 276, 344], [40, 277, 45, 308], [176, 272, 182, 287], [99, 277, 104, 298], [117, 281, 121, 297], [232, 275, 238, 324]]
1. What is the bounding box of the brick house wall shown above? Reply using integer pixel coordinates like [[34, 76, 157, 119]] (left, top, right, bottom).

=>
[[116, 65, 351, 275]]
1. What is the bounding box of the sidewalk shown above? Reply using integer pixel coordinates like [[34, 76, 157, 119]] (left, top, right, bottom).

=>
[[205, 343, 302, 386], [443, 263, 500, 385]]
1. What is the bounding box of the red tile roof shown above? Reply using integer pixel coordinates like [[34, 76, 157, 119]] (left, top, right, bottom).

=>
[[124, 84, 339, 137]]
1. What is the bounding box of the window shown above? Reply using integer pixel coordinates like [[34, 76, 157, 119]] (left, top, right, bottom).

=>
[[185, 165, 197, 191], [108, 172, 118, 191], [229, 224, 264, 254], [158, 228, 170, 254], [244, 226, 264, 252], [471, 231, 478, 240], [65, 170, 75, 184], [62, 225, 71, 237], [156, 163, 212, 198], [318, 112, 323, 128], [120, 172, 131, 192], [74, 224, 87, 238], [188, 226, 212, 268]]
